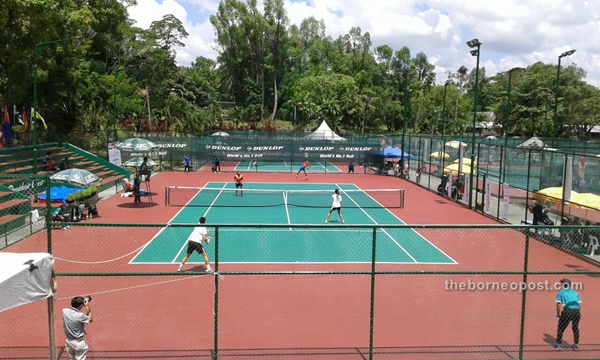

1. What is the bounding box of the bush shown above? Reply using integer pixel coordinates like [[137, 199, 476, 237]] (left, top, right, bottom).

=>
[[65, 186, 98, 204]]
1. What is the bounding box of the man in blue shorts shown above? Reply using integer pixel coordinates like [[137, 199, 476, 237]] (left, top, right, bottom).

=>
[[234, 171, 244, 195], [178, 217, 212, 272], [296, 159, 309, 180], [553, 278, 581, 350]]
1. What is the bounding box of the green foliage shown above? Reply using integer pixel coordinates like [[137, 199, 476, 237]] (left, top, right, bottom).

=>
[[2, 0, 598, 140], [65, 186, 98, 204]]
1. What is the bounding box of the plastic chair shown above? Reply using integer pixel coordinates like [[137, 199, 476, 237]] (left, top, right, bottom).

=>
[[588, 235, 599, 255]]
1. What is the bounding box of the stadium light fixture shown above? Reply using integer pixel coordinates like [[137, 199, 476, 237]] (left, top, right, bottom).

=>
[[552, 49, 576, 147]]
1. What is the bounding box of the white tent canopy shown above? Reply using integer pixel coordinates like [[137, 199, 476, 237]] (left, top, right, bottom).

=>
[[304, 121, 346, 142], [517, 136, 547, 149], [0, 252, 54, 313]]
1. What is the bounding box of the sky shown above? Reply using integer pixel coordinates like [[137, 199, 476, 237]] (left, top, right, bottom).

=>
[[128, 0, 600, 87]]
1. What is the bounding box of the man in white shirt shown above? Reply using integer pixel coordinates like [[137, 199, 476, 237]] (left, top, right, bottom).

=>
[[178, 216, 212, 272], [324, 189, 345, 224]]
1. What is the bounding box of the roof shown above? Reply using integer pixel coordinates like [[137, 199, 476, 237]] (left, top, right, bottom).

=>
[[303, 121, 346, 141]]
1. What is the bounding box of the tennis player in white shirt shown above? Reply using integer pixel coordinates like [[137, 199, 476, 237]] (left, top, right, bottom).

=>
[[324, 189, 345, 224]]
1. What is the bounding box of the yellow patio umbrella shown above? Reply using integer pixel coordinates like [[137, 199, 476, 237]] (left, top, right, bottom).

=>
[[443, 163, 473, 176], [445, 141, 468, 149], [453, 158, 478, 167], [430, 151, 450, 159], [532, 187, 579, 203], [569, 193, 600, 211]]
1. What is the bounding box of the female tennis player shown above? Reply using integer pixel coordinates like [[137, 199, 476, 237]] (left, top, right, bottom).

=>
[[324, 189, 344, 224]]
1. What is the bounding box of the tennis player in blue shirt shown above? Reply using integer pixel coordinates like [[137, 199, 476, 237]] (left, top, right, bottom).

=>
[[553, 278, 581, 350]]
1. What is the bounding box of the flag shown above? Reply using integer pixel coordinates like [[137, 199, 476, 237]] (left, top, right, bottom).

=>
[[0, 108, 4, 148], [31, 107, 48, 130], [21, 107, 29, 132], [3, 106, 10, 142]]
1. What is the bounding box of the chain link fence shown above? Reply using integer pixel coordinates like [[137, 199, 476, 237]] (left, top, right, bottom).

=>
[[0, 174, 51, 249], [1, 223, 599, 359]]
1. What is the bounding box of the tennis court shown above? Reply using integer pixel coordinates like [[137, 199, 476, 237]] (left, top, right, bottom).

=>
[[131, 182, 456, 265], [234, 158, 344, 172]]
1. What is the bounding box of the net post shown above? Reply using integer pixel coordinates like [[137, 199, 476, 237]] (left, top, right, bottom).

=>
[[518, 231, 531, 360], [164, 186, 168, 206], [368, 226, 377, 360], [401, 189, 405, 209]]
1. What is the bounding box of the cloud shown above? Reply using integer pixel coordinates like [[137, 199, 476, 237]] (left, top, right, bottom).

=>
[[128, 0, 600, 87]]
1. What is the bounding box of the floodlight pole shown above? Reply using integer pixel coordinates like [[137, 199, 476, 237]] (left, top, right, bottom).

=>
[[552, 49, 576, 148], [504, 67, 524, 147], [401, 75, 409, 170], [441, 80, 453, 171], [466, 38, 482, 210], [32, 30, 96, 174]]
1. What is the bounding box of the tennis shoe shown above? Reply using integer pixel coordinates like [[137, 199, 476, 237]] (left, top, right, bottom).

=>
[[572, 344, 579, 350], [324, 220, 327, 223], [205, 266, 212, 272], [552, 343, 561, 350]]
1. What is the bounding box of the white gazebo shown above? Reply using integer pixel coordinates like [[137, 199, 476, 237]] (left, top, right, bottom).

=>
[[304, 121, 346, 142]]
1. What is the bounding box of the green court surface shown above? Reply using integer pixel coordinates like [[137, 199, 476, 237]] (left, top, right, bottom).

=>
[[234, 159, 343, 172], [130, 182, 456, 265]]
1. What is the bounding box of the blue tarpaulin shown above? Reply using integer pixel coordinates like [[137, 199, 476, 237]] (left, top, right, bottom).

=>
[[378, 146, 415, 160], [37, 186, 88, 203]]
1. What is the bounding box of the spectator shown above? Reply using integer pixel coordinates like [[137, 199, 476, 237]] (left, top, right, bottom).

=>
[[51, 203, 70, 230], [44, 152, 58, 172], [553, 278, 581, 350], [59, 157, 71, 171], [528, 201, 544, 225], [214, 156, 221, 173], [62, 296, 94, 359], [348, 161, 354, 173], [416, 164, 423, 184], [133, 173, 141, 204], [184, 153, 192, 172]]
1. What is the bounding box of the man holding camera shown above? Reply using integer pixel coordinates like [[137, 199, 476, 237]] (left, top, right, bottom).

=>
[[62, 296, 93, 360]]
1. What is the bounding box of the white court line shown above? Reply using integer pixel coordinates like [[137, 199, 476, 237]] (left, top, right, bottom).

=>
[[128, 184, 213, 264], [171, 183, 228, 263], [131, 261, 454, 265], [329, 163, 343, 172], [336, 183, 418, 263], [283, 192, 292, 230], [353, 187, 458, 265], [284, 160, 287, 167]]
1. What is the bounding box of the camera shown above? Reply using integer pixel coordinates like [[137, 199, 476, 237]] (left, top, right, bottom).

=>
[[84, 295, 92, 305]]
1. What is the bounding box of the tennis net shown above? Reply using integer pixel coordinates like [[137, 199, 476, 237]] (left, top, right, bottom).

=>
[[165, 187, 405, 209]]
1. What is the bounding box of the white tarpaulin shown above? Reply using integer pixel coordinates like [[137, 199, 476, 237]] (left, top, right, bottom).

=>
[[0, 252, 54, 313], [304, 121, 346, 142]]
